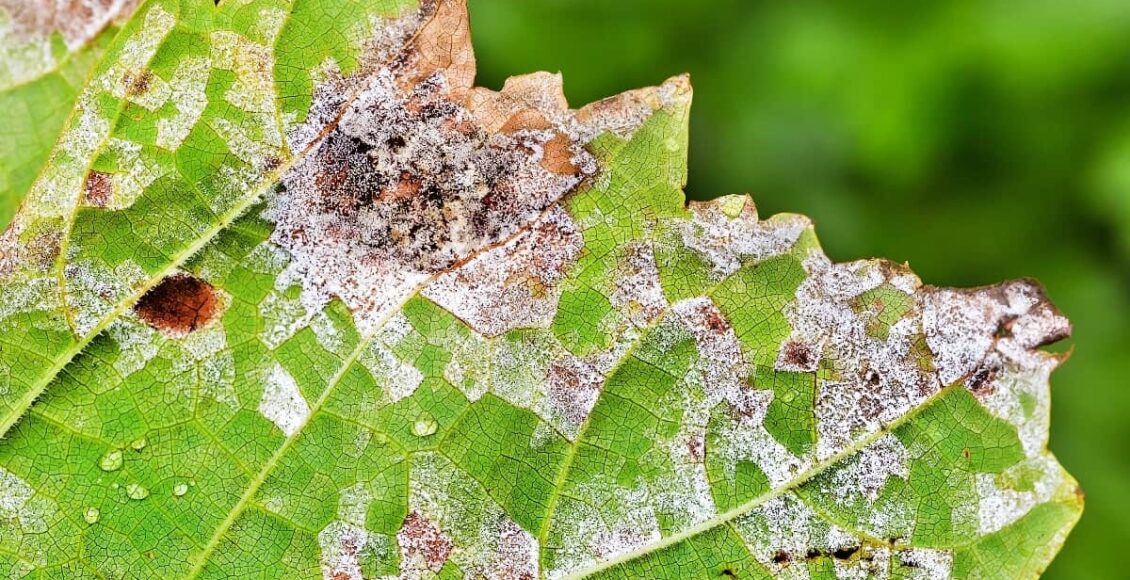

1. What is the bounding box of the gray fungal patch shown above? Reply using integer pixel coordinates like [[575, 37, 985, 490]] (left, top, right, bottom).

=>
[[264, 2, 686, 330], [267, 67, 594, 327]]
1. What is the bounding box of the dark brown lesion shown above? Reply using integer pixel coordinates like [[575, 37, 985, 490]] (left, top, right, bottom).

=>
[[134, 274, 219, 336]]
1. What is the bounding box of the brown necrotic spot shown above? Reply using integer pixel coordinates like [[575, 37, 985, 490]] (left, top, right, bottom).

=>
[[83, 170, 113, 207], [134, 274, 218, 336], [124, 69, 153, 96]]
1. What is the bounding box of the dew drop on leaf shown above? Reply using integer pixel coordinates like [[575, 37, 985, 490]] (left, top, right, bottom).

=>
[[125, 483, 149, 500], [130, 437, 147, 451], [173, 483, 189, 497], [411, 414, 438, 437], [98, 450, 123, 472], [83, 508, 99, 525]]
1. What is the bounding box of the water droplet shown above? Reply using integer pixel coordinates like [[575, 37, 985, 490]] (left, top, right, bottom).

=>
[[173, 483, 188, 497], [99, 450, 123, 472], [125, 483, 149, 500], [373, 433, 390, 445], [188, 479, 196, 487], [411, 414, 438, 437], [83, 507, 100, 524], [130, 437, 147, 451]]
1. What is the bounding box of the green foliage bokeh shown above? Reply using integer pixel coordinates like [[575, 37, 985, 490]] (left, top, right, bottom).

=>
[[468, 1, 1130, 577]]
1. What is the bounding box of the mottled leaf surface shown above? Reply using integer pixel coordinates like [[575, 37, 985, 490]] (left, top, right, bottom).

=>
[[0, 1, 1080, 578]]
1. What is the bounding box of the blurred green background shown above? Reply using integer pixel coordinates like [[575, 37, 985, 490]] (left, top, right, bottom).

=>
[[468, 1, 1128, 577]]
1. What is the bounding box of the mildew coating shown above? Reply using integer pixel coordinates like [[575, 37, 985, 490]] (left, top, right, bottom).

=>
[[265, 1, 684, 329], [132, 273, 218, 336]]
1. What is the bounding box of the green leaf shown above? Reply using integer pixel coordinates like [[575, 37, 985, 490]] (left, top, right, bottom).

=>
[[0, 0, 1080, 578]]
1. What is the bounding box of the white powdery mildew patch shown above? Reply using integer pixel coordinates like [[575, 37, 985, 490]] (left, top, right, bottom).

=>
[[482, 518, 540, 580], [956, 284, 1069, 458], [977, 455, 1066, 535], [668, 298, 806, 487], [107, 319, 160, 377], [309, 311, 348, 356], [811, 434, 915, 538], [488, 330, 556, 412], [548, 483, 662, 578], [732, 494, 846, 574], [257, 363, 309, 437], [355, 312, 425, 403], [171, 316, 239, 409], [543, 353, 603, 440], [786, 255, 938, 461], [921, 281, 1067, 387], [155, 56, 209, 150], [360, 342, 424, 404], [208, 30, 283, 167], [441, 326, 492, 401], [406, 452, 540, 579], [100, 138, 165, 208], [266, 65, 587, 331], [423, 205, 583, 337], [827, 434, 910, 502], [681, 196, 810, 278], [318, 475, 391, 580], [897, 548, 954, 579], [571, 76, 688, 141], [257, 284, 314, 351], [319, 521, 387, 580], [651, 426, 716, 529], [609, 243, 668, 328], [62, 258, 147, 335], [0, 467, 54, 538]]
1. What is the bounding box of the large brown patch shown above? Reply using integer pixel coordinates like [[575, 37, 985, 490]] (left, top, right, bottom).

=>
[[134, 274, 218, 335]]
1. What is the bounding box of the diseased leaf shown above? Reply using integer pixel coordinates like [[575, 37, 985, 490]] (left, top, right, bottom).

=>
[[0, 1, 1081, 578]]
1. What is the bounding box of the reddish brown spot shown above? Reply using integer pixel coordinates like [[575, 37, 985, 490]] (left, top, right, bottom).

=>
[[546, 357, 603, 425], [83, 170, 113, 207], [686, 434, 705, 462], [858, 393, 882, 420], [262, 156, 283, 172], [967, 365, 997, 397], [781, 340, 815, 369], [962, 447, 971, 459], [124, 69, 153, 96], [331, 573, 350, 580], [772, 550, 791, 564], [398, 511, 453, 572], [704, 310, 728, 334], [134, 274, 218, 336]]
